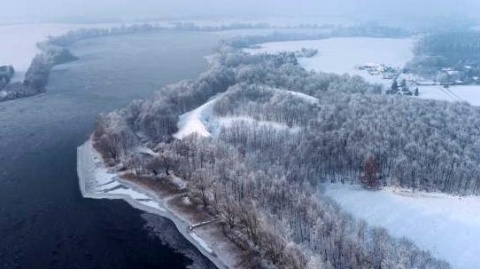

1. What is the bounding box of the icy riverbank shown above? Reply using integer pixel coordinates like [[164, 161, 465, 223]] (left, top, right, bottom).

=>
[[77, 140, 242, 269]]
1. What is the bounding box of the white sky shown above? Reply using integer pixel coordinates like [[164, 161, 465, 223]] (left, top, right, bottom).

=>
[[1, 0, 479, 24]]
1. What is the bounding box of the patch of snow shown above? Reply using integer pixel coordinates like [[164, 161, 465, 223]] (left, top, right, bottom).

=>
[[136, 146, 157, 156], [95, 180, 120, 191], [246, 38, 414, 87], [92, 165, 116, 185], [137, 200, 166, 212], [182, 196, 192, 206], [173, 94, 223, 140], [173, 88, 310, 140], [285, 90, 319, 103], [324, 183, 480, 269], [170, 175, 187, 190], [107, 187, 151, 200], [217, 117, 299, 132], [190, 232, 213, 254]]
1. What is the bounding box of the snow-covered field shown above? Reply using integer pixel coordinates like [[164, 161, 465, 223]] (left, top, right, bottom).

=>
[[324, 184, 480, 269], [418, 85, 480, 106], [247, 38, 480, 106], [246, 38, 414, 86]]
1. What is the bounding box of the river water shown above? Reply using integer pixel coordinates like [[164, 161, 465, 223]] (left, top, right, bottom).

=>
[[0, 31, 222, 269]]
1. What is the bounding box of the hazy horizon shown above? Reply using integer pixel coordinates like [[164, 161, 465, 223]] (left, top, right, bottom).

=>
[[2, 0, 479, 26]]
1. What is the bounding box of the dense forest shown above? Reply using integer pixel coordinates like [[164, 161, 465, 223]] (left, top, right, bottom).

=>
[[88, 33, 480, 267], [95, 41, 480, 195], [406, 31, 480, 82]]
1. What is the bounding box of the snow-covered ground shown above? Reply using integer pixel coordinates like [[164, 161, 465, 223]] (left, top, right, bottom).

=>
[[324, 184, 480, 269], [190, 232, 213, 254], [246, 38, 415, 87], [286, 89, 319, 103], [79, 142, 165, 211], [418, 85, 480, 106], [173, 94, 223, 140], [217, 117, 300, 132]]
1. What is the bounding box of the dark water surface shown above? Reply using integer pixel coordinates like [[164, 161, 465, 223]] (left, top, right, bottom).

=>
[[0, 31, 222, 269]]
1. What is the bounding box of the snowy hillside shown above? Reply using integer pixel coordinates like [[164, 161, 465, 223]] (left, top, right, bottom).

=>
[[173, 94, 223, 139], [324, 184, 480, 269], [173, 89, 317, 140]]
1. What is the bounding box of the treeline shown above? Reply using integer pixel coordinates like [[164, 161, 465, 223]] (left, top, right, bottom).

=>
[[42, 24, 165, 48], [46, 22, 407, 49], [407, 31, 480, 78], [222, 25, 410, 49], [414, 31, 480, 61]]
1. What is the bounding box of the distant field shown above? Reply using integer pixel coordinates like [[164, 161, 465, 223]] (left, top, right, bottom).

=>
[[419, 85, 480, 106], [248, 37, 480, 106], [246, 37, 415, 86]]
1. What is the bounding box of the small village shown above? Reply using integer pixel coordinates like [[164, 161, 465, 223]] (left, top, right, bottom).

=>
[[356, 63, 418, 96], [357, 62, 480, 96]]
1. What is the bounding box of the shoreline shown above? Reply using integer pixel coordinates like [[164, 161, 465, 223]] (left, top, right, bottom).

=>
[[77, 140, 239, 269]]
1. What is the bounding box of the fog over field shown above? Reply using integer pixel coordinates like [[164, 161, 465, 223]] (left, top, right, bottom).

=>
[[2, 0, 480, 24]]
